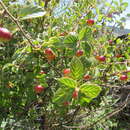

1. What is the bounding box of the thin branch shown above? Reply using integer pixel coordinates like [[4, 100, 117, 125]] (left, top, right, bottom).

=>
[[62, 94, 130, 129], [0, 1, 35, 48], [109, 69, 130, 77]]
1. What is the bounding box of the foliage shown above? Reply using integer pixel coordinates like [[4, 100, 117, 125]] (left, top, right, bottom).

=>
[[0, 0, 130, 129]]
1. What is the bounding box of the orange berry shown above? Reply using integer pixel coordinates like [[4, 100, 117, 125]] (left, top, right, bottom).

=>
[[63, 68, 70, 75], [47, 54, 56, 61], [86, 19, 94, 26], [84, 74, 91, 80]]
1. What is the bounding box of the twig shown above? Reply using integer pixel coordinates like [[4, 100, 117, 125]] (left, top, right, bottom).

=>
[[62, 93, 130, 129], [71, 5, 92, 33], [110, 69, 130, 77], [0, 1, 35, 48], [107, 60, 130, 65]]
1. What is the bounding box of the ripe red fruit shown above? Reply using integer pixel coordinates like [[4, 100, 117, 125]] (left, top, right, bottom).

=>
[[72, 90, 78, 99], [44, 48, 54, 55], [59, 33, 64, 36], [93, 29, 97, 33], [120, 75, 128, 81], [63, 101, 70, 106], [39, 70, 46, 74], [63, 68, 70, 75], [47, 54, 56, 61], [84, 74, 91, 80], [59, 32, 68, 36], [107, 13, 112, 18], [96, 56, 106, 62], [108, 40, 113, 44], [34, 85, 44, 93], [76, 50, 84, 57], [0, 27, 12, 41], [115, 54, 122, 58], [86, 19, 94, 26], [44, 48, 56, 61]]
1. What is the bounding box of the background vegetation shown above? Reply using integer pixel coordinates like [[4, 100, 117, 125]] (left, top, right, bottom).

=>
[[0, 0, 130, 129]]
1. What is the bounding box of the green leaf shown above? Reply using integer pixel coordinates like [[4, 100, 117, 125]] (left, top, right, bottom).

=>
[[22, 12, 46, 20], [79, 28, 92, 41], [78, 28, 87, 40], [105, 2, 112, 7], [58, 77, 77, 88], [18, 5, 46, 20], [42, 37, 61, 47], [2, 63, 14, 71], [70, 57, 84, 80], [122, 2, 128, 8], [49, 37, 60, 44], [80, 97, 92, 104], [80, 83, 102, 103], [80, 56, 92, 68], [64, 35, 78, 44], [120, 17, 126, 22], [53, 88, 73, 104], [113, 1, 119, 6], [127, 13, 130, 17], [81, 41, 92, 57]]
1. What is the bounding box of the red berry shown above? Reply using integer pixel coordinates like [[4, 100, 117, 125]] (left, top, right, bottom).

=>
[[107, 13, 112, 18], [59, 32, 67, 36], [44, 48, 54, 55], [63, 101, 70, 106], [44, 48, 56, 61], [120, 75, 128, 81], [47, 54, 56, 61], [93, 29, 97, 33], [84, 74, 91, 80], [59, 33, 64, 36], [108, 40, 113, 44], [76, 50, 84, 57], [72, 90, 78, 99], [39, 70, 46, 74], [96, 56, 106, 62], [0, 27, 12, 42], [34, 85, 44, 93], [63, 68, 70, 75], [115, 54, 122, 58], [86, 19, 94, 26]]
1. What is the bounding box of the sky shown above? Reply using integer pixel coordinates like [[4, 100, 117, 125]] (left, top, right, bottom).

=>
[[123, 0, 130, 29], [17, 0, 130, 29], [115, 0, 130, 29], [56, 0, 130, 29]]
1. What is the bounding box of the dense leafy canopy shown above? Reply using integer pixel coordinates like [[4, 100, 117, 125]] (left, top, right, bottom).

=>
[[0, 0, 130, 129]]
